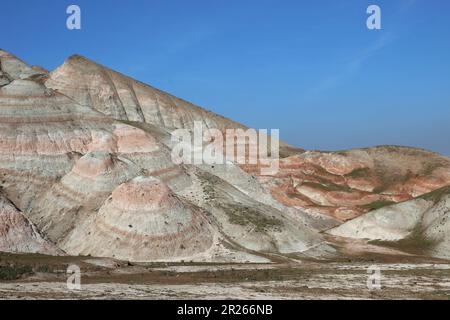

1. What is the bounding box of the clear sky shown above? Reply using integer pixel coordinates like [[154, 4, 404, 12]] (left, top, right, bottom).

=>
[[2, 0, 449, 155]]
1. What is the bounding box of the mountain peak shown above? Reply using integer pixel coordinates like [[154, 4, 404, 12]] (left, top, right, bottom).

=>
[[66, 53, 93, 63], [47, 52, 247, 132], [0, 49, 44, 80]]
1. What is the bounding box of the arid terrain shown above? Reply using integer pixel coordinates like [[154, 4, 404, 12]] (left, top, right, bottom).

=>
[[1, 245, 449, 300], [0, 49, 449, 299]]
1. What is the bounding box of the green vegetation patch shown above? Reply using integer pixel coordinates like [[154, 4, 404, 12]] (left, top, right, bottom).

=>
[[361, 200, 396, 211], [198, 171, 221, 201], [302, 181, 351, 192], [420, 161, 446, 176], [221, 203, 284, 233], [345, 167, 371, 179], [369, 224, 435, 255], [372, 167, 412, 193], [418, 185, 450, 203], [0, 265, 33, 281]]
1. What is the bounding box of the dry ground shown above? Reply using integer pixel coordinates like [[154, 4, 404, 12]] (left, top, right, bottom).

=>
[[1, 241, 449, 300]]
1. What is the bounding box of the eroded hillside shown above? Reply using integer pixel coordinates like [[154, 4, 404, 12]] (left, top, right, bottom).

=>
[[1, 49, 449, 262]]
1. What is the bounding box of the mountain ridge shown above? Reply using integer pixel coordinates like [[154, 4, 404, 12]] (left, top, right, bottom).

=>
[[1, 48, 449, 262]]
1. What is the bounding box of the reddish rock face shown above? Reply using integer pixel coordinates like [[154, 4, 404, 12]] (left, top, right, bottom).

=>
[[242, 148, 450, 221], [111, 176, 173, 211], [71, 152, 115, 178], [113, 124, 158, 153]]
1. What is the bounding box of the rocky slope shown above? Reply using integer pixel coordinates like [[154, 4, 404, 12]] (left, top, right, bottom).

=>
[[242, 147, 450, 221], [328, 186, 450, 260], [45, 54, 245, 132], [0, 193, 60, 255], [0, 49, 449, 262], [0, 50, 331, 262]]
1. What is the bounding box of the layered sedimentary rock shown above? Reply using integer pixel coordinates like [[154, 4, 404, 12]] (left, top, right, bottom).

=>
[[46, 55, 245, 132], [242, 147, 450, 221], [0, 193, 60, 254], [328, 186, 450, 260], [0, 50, 44, 81], [63, 176, 213, 261], [0, 49, 449, 262], [0, 50, 332, 261]]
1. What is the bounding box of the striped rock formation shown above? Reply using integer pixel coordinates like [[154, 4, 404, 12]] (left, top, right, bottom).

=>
[[63, 176, 213, 261], [328, 186, 450, 260], [1, 49, 449, 262], [242, 147, 450, 221], [46, 55, 245, 131], [0, 193, 60, 255]]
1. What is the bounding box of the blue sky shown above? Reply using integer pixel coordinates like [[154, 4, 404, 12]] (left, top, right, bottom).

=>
[[1, 0, 449, 155]]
